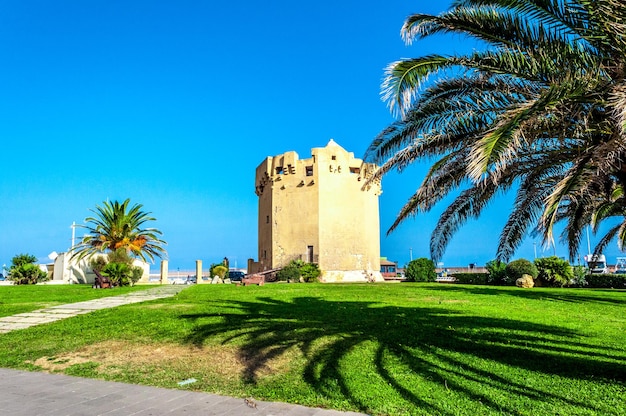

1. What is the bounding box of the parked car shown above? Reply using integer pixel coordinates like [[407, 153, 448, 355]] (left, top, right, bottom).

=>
[[228, 271, 245, 281]]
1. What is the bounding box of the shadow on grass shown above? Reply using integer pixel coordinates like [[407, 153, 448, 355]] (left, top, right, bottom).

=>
[[181, 295, 625, 415], [423, 284, 626, 305]]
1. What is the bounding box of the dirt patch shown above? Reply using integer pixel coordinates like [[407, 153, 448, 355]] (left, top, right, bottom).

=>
[[30, 340, 294, 380]]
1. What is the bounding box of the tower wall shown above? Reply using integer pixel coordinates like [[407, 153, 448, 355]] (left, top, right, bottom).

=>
[[254, 140, 382, 282]]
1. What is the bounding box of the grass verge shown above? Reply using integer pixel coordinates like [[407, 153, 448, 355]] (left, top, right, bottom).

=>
[[0, 284, 156, 317], [0, 283, 624, 415]]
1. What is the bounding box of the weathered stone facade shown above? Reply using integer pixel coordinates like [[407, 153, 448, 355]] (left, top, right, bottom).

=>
[[249, 139, 383, 282]]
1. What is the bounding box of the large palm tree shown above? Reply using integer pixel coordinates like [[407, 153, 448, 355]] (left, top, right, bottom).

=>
[[71, 199, 167, 263], [365, 0, 626, 262]]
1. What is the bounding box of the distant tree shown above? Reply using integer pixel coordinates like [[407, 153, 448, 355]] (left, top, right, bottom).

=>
[[210, 264, 228, 279], [405, 258, 436, 282], [534, 256, 573, 287], [8, 253, 48, 285], [71, 199, 167, 263]]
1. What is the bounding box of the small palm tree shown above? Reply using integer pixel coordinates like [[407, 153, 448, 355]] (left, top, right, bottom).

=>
[[365, 0, 626, 262], [71, 199, 167, 263]]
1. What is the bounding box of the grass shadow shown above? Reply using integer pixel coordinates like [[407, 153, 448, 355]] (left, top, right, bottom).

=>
[[422, 284, 626, 305], [180, 294, 625, 414]]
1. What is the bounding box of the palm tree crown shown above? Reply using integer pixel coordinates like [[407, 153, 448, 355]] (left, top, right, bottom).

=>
[[71, 199, 167, 263], [365, 0, 626, 262]]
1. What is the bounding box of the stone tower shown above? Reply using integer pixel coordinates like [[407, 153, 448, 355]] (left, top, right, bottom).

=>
[[250, 139, 383, 282]]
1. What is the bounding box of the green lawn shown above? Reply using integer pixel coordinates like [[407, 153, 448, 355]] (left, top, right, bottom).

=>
[[0, 284, 156, 317], [0, 283, 625, 415]]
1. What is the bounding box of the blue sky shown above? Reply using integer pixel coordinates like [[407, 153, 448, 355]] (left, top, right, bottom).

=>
[[0, 0, 619, 272]]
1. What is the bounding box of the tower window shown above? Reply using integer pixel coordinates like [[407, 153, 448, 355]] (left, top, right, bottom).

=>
[[276, 166, 284, 174], [306, 166, 314, 176]]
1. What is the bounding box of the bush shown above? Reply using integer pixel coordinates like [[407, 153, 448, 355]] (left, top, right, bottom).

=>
[[451, 273, 489, 285], [8, 253, 48, 285], [534, 256, 573, 287], [101, 262, 131, 286], [571, 265, 587, 287], [276, 262, 301, 282], [485, 259, 507, 285], [405, 258, 437, 282], [107, 249, 134, 265], [130, 266, 144, 284], [299, 262, 321, 282], [585, 273, 626, 288], [89, 256, 107, 273], [505, 259, 538, 285], [276, 260, 321, 282]]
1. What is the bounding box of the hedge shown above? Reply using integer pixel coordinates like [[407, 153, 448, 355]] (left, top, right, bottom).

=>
[[450, 273, 490, 285], [584, 273, 626, 288], [449, 272, 626, 288]]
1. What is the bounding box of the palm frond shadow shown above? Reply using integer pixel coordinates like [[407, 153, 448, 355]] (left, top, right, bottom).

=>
[[181, 296, 623, 414], [422, 285, 626, 305]]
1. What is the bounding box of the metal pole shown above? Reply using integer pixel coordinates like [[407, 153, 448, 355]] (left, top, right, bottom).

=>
[[70, 221, 76, 251]]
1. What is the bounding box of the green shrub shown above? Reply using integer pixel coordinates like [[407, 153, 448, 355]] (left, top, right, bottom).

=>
[[406, 258, 437, 282], [8, 253, 48, 285], [89, 256, 107, 273], [571, 265, 587, 287], [451, 273, 489, 285], [300, 262, 321, 282], [275, 260, 321, 282], [534, 256, 573, 287], [130, 266, 144, 284], [107, 248, 134, 265], [101, 262, 132, 286], [485, 259, 507, 285], [505, 259, 538, 285], [585, 273, 626, 288], [276, 261, 302, 282]]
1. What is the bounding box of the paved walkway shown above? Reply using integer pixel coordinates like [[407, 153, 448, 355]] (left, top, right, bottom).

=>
[[0, 286, 368, 416], [0, 368, 365, 415]]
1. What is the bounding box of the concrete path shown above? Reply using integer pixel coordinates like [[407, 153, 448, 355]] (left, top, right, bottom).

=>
[[0, 286, 368, 415], [0, 368, 366, 415], [0, 285, 187, 333]]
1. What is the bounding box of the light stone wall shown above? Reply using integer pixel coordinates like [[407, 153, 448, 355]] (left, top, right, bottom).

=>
[[254, 139, 383, 282], [51, 252, 150, 284]]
